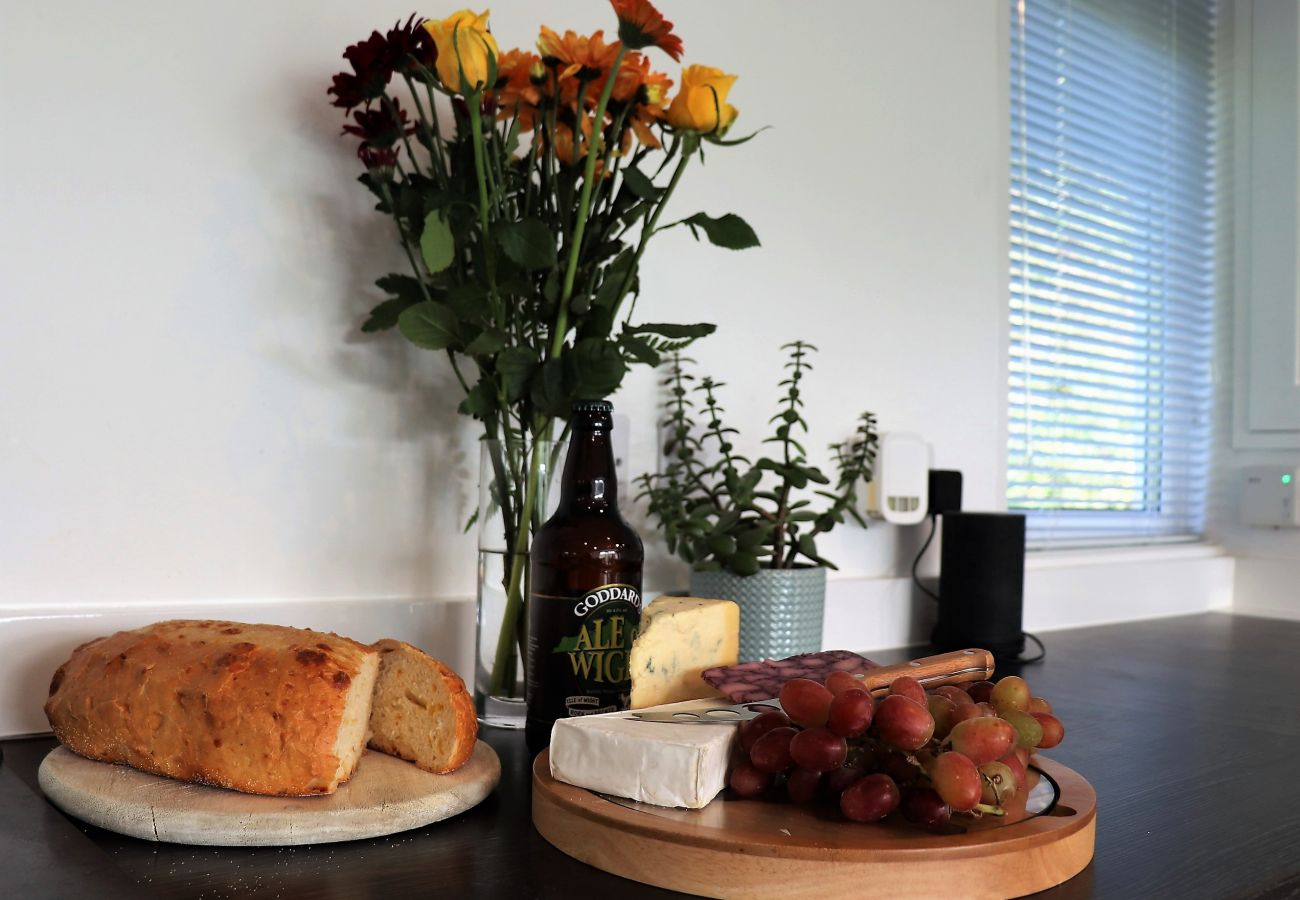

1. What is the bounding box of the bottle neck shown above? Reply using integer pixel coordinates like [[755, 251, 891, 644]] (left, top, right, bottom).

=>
[[558, 424, 618, 513]]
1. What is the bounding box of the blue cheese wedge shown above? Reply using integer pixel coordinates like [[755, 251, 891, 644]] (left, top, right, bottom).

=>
[[629, 596, 740, 709], [549, 699, 737, 808]]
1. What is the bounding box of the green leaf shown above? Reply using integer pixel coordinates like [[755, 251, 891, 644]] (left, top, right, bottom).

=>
[[465, 328, 507, 356], [531, 358, 568, 418], [621, 165, 658, 201], [707, 534, 738, 556], [496, 347, 538, 402], [496, 218, 557, 271], [619, 333, 662, 367], [361, 297, 417, 333], [458, 378, 495, 417], [625, 322, 717, 340], [419, 211, 456, 274], [375, 274, 426, 304], [398, 301, 459, 350], [444, 282, 488, 319], [595, 251, 636, 308], [681, 212, 760, 250], [567, 338, 627, 398], [730, 552, 760, 576]]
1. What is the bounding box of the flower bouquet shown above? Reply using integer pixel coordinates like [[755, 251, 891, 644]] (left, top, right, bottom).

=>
[[329, 1, 760, 721]]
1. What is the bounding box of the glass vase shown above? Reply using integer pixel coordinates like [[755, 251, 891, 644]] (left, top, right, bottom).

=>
[[475, 436, 566, 728]]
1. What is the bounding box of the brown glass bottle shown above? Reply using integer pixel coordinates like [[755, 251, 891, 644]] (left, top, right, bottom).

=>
[[526, 401, 643, 752]]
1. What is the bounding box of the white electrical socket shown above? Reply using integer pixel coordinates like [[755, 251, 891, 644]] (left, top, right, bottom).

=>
[[867, 432, 930, 526], [1241, 465, 1300, 527]]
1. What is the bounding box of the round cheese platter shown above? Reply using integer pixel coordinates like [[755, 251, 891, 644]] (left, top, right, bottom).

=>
[[532, 750, 1095, 899]]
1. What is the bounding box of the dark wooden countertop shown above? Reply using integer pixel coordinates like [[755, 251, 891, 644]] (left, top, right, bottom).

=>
[[3, 611, 1299, 899]]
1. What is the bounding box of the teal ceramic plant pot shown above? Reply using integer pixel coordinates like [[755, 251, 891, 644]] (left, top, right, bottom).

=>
[[689, 567, 827, 662]]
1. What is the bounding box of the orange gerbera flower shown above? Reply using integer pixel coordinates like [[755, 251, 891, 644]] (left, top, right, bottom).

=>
[[494, 49, 544, 129], [536, 28, 642, 109], [621, 56, 672, 148], [609, 0, 683, 61]]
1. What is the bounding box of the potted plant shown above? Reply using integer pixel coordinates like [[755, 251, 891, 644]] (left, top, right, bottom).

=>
[[637, 342, 879, 660], [327, 1, 761, 725]]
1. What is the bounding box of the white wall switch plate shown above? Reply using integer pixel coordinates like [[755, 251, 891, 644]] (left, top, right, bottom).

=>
[[1241, 465, 1300, 527]]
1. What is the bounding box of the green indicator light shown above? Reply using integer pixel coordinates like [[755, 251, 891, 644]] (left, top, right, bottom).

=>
[[1284, 474, 1294, 485]]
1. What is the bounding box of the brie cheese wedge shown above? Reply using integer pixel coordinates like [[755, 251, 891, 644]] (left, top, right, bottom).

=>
[[548, 698, 737, 809]]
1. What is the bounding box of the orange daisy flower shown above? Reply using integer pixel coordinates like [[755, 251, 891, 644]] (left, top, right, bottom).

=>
[[536, 28, 643, 110], [621, 56, 672, 148], [609, 0, 683, 61], [494, 49, 544, 129]]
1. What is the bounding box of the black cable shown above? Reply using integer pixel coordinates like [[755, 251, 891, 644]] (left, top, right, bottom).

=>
[[910, 513, 941, 603], [911, 511, 1047, 665], [1016, 631, 1046, 664]]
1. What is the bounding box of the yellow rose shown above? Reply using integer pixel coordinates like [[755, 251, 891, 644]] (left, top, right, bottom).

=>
[[666, 65, 738, 134], [423, 9, 499, 93]]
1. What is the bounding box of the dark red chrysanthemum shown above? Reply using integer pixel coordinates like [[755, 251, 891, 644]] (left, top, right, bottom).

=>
[[327, 30, 394, 110], [386, 14, 438, 81], [358, 145, 399, 175], [342, 99, 415, 148]]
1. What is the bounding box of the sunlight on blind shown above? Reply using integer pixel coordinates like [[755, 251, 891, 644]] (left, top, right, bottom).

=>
[[1009, 0, 1217, 544]]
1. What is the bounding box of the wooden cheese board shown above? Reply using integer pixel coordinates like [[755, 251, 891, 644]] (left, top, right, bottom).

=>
[[39, 742, 500, 846], [533, 749, 1095, 899]]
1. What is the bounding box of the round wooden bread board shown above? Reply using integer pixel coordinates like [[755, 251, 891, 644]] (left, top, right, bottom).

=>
[[533, 750, 1095, 899], [39, 742, 499, 846]]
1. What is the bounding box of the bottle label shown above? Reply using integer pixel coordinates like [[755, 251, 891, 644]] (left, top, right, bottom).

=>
[[528, 583, 642, 719]]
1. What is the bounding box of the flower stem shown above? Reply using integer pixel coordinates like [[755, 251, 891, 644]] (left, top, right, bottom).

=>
[[488, 421, 552, 695], [467, 89, 503, 327], [552, 46, 627, 358], [611, 144, 693, 315]]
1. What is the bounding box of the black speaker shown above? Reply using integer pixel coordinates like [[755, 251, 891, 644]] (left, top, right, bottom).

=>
[[932, 512, 1026, 660]]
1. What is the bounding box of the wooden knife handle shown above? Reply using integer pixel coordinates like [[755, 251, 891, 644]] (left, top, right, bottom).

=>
[[859, 649, 995, 696]]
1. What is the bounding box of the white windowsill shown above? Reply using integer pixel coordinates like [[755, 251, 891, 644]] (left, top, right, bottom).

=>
[[1025, 541, 1226, 570]]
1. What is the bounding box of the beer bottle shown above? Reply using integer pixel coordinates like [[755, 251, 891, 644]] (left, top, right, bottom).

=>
[[526, 400, 643, 752]]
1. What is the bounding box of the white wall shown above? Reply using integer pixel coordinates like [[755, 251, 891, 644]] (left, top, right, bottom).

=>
[[0, 0, 1008, 607], [0, 1, 1232, 735], [1206, 0, 1300, 618]]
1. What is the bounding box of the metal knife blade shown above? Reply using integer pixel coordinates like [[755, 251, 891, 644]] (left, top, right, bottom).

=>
[[629, 648, 995, 724]]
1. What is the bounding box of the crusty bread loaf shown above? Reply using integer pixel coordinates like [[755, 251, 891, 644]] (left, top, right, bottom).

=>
[[44, 620, 379, 796], [367, 639, 477, 775]]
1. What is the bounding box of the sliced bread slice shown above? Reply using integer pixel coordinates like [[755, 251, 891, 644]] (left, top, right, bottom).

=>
[[367, 639, 478, 774]]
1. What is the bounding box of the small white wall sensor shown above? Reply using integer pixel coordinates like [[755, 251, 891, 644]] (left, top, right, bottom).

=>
[[1241, 465, 1300, 527], [868, 432, 931, 525]]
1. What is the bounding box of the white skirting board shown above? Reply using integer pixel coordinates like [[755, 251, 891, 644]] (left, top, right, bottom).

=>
[[1231, 557, 1300, 620], [0, 547, 1235, 738]]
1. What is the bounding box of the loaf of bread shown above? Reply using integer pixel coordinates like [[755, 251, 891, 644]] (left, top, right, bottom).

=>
[[367, 639, 477, 774], [44, 620, 379, 796]]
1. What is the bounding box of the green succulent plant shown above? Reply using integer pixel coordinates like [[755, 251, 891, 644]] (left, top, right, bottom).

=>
[[637, 341, 879, 575]]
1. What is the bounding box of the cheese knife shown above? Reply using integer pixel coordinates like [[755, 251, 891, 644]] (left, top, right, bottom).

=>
[[629, 649, 995, 723]]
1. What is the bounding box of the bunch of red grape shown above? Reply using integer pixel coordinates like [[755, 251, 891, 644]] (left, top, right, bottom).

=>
[[727, 673, 1065, 827]]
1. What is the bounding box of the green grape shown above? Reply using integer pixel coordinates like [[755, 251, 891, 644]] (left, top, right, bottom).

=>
[[979, 760, 1017, 805], [990, 675, 1030, 713], [1000, 709, 1044, 748]]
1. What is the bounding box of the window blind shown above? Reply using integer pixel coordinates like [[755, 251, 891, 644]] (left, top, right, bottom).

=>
[[1008, 0, 1218, 545]]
